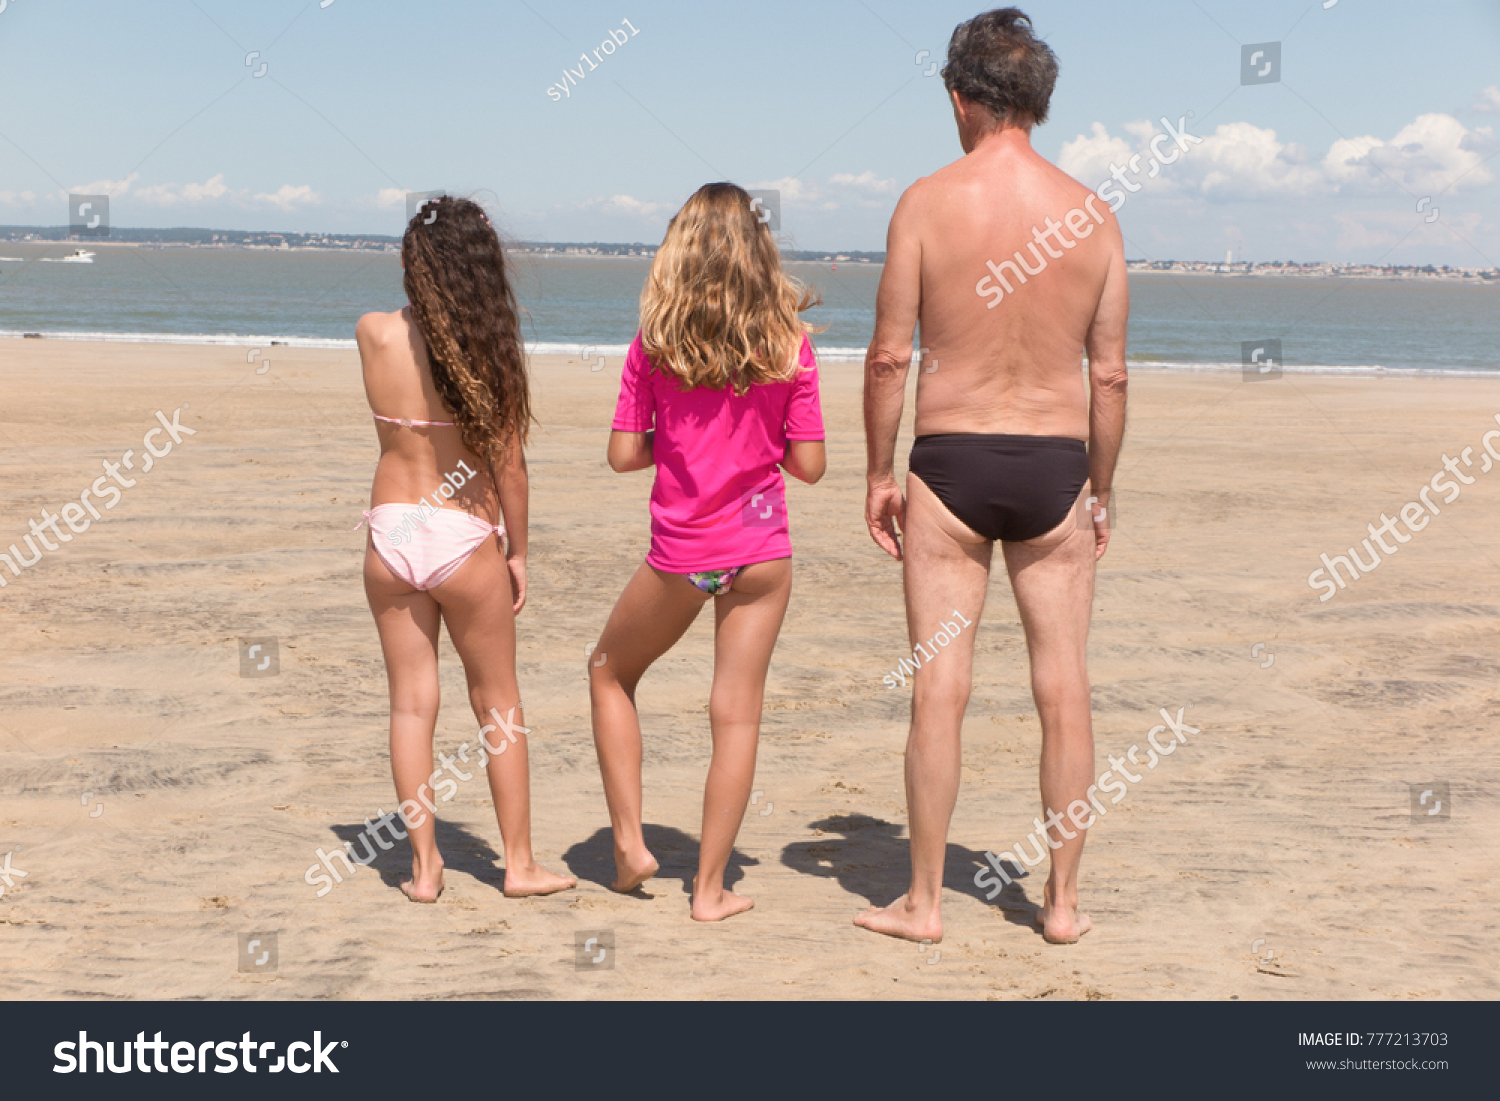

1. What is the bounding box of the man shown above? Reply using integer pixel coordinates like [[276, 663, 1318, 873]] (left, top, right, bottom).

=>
[[856, 7, 1128, 946]]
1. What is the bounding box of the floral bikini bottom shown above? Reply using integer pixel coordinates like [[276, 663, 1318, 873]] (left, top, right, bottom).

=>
[[684, 566, 743, 596]]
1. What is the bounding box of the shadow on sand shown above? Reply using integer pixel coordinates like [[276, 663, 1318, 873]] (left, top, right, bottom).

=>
[[331, 817, 507, 895], [780, 812, 1040, 931], [561, 823, 757, 898]]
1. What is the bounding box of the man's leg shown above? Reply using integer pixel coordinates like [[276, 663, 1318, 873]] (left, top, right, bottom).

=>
[[855, 473, 991, 943], [1001, 486, 1097, 944]]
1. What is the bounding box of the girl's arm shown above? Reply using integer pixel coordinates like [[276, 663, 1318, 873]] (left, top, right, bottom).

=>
[[781, 439, 826, 484], [607, 429, 654, 472], [492, 434, 529, 614]]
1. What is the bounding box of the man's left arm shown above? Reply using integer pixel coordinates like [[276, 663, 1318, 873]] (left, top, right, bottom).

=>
[[863, 188, 923, 560]]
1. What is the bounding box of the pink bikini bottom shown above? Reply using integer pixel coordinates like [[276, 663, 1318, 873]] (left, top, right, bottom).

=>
[[363, 504, 503, 591]]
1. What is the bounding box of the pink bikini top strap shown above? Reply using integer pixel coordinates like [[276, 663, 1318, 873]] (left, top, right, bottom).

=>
[[373, 414, 456, 428]]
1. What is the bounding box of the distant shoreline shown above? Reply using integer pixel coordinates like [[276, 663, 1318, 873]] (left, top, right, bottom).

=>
[[2, 236, 1493, 281]]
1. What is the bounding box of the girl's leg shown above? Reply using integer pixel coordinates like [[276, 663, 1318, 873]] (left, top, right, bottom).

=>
[[589, 561, 710, 891], [365, 540, 445, 902], [433, 535, 574, 896], [694, 557, 792, 922]]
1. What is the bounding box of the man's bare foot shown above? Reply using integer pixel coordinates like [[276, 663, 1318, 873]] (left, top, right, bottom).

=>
[[610, 850, 659, 894], [691, 887, 754, 922], [502, 862, 576, 898], [854, 893, 942, 943], [400, 871, 444, 904], [1035, 903, 1092, 944]]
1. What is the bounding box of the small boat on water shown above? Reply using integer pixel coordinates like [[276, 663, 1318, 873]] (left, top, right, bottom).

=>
[[39, 249, 96, 264]]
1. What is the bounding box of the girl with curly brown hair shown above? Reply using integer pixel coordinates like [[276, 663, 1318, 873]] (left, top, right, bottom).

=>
[[357, 195, 573, 903]]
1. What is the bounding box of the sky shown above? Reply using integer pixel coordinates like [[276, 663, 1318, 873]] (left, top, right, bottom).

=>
[[0, 0, 1497, 265]]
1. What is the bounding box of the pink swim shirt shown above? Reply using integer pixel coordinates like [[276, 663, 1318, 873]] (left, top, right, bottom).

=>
[[611, 331, 824, 573]]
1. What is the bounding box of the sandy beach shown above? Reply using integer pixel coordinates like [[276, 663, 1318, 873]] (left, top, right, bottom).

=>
[[0, 338, 1496, 1001]]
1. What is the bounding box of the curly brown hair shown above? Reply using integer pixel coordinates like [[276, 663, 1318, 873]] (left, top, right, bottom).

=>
[[401, 195, 532, 461]]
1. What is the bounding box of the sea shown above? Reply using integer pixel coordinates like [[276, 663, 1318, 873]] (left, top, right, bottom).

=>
[[1, 243, 1496, 375]]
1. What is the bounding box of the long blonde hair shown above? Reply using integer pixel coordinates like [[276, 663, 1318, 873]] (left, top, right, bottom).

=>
[[639, 182, 821, 394]]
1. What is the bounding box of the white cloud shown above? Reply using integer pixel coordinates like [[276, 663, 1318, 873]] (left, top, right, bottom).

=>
[[65, 173, 140, 197], [121, 174, 318, 210], [747, 172, 899, 212], [1470, 86, 1500, 115], [1057, 122, 1137, 188], [253, 184, 320, 210], [0, 189, 39, 206], [1331, 208, 1489, 253], [1061, 112, 1495, 203], [828, 171, 898, 196], [135, 173, 231, 205], [1325, 114, 1495, 194], [750, 176, 817, 203], [1196, 121, 1327, 199], [579, 194, 674, 218]]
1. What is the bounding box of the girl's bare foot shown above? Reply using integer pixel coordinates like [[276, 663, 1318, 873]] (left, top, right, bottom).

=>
[[400, 858, 445, 904], [691, 885, 754, 922], [1035, 903, 1092, 944], [502, 861, 576, 897], [610, 850, 659, 893], [853, 893, 942, 943]]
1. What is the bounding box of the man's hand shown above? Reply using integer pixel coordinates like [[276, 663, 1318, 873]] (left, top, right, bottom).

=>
[[507, 554, 528, 615], [866, 479, 907, 560], [1088, 489, 1112, 561]]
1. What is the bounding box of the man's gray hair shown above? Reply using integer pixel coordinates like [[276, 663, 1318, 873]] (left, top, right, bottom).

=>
[[942, 8, 1059, 128]]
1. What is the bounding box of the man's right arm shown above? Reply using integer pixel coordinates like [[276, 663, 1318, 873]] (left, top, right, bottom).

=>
[[863, 188, 923, 559], [1084, 224, 1129, 560]]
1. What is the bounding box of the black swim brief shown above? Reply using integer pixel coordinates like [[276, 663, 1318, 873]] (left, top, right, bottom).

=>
[[908, 433, 1089, 542]]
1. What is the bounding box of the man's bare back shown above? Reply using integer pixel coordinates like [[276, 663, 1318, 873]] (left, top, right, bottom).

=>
[[885, 129, 1126, 443]]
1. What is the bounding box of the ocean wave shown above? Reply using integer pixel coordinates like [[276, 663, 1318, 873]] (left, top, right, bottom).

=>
[[0, 329, 357, 349], [528, 342, 873, 361], [1124, 359, 1499, 378], [2, 331, 1491, 375]]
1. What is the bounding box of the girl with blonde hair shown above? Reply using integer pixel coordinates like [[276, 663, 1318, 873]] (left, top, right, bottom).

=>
[[589, 182, 827, 921]]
